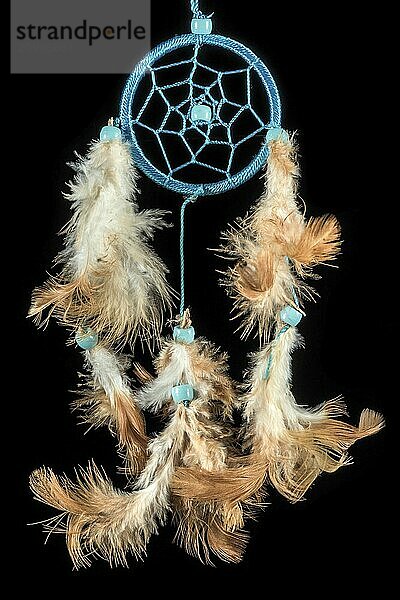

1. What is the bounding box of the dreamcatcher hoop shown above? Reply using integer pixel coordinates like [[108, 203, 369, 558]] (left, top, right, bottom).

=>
[[120, 34, 281, 197]]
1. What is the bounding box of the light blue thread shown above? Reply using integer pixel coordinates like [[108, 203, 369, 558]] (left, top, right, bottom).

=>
[[263, 324, 290, 381], [190, 0, 200, 17], [120, 34, 281, 197], [292, 287, 300, 307], [190, 0, 213, 22], [276, 324, 290, 339], [263, 260, 303, 380], [180, 196, 198, 316], [264, 352, 273, 379]]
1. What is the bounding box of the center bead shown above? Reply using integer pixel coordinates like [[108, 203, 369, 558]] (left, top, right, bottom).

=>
[[191, 104, 212, 123]]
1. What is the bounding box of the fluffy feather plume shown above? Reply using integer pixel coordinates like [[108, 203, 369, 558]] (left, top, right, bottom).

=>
[[241, 327, 384, 501], [220, 137, 340, 341], [29, 137, 173, 347], [173, 370, 245, 564], [31, 335, 246, 566], [72, 346, 147, 474], [194, 133, 383, 508], [172, 498, 247, 564], [136, 337, 237, 421], [30, 406, 187, 568], [173, 327, 384, 505], [268, 214, 341, 277], [172, 458, 266, 505], [29, 127, 383, 568], [137, 334, 246, 563]]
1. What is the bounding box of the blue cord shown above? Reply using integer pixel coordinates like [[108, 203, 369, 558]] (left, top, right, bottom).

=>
[[180, 196, 198, 316], [120, 32, 281, 197], [190, 0, 200, 16], [264, 259, 301, 380]]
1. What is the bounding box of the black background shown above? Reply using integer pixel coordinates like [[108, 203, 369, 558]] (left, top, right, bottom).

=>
[[10, 0, 388, 589]]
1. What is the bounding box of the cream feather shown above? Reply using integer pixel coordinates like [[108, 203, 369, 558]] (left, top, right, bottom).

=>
[[29, 137, 173, 347], [31, 335, 245, 566], [72, 345, 147, 474], [136, 335, 247, 564], [135, 342, 194, 413], [220, 136, 340, 342], [182, 133, 382, 511], [172, 326, 384, 506], [243, 326, 384, 501], [136, 337, 236, 421], [231, 136, 382, 501], [30, 406, 186, 568]]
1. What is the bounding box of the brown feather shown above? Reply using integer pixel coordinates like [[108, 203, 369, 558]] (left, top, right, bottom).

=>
[[172, 459, 267, 504], [274, 215, 342, 275], [259, 408, 385, 502], [187, 340, 238, 421], [267, 138, 298, 179], [219, 208, 311, 343], [72, 388, 147, 474], [29, 249, 172, 349], [29, 275, 95, 327], [207, 510, 248, 563], [29, 464, 147, 568], [234, 250, 278, 300], [173, 496, 248, 564], [172, 410, 384, 505], [132, 362, 153, 384]]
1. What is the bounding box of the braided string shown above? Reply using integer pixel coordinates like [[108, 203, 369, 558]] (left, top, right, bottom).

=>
[[190, 0, 200, 17]]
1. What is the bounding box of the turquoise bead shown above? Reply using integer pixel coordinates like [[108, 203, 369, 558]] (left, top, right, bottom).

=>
[[75, 328, 98, 350], [266, 127, 289, 143], [191, 18, 213, 35], [191, 104, 212, 123], [173, 326, 195, 344], [280, 305, 303, 327], [100, 125, 122, 141], [171, 384, 194, 404]]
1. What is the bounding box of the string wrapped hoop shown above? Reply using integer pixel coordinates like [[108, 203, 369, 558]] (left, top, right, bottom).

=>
[[120, 11, 281, 197]]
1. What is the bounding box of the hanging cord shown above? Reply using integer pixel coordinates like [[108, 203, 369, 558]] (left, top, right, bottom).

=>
[[190, 0, 212, 19], [190, 0, 201, 17], [180, 196, 198, 318]]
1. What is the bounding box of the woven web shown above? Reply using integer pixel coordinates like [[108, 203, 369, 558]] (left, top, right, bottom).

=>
[[132, 44, 270, 183]]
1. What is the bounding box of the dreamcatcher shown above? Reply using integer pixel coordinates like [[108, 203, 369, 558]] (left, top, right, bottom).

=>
[[29, 0, 384, 567]]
